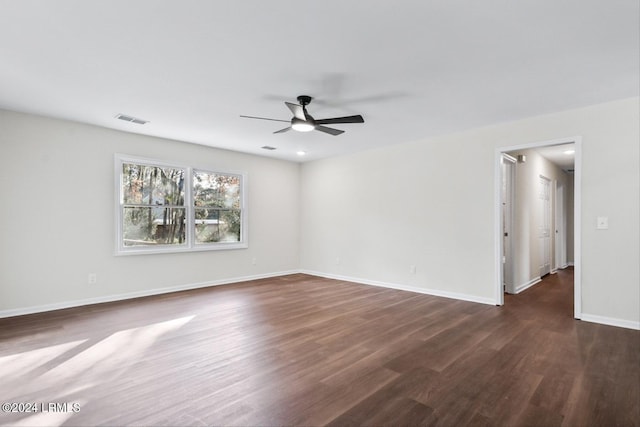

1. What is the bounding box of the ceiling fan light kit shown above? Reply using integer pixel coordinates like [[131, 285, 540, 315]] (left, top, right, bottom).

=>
[[291, 118, 315, 132], [240, 95, 364, 136]]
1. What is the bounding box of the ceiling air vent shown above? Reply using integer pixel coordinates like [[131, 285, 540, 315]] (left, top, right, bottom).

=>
[[261, 146, 277, 151], [116, 114, 148, 125]]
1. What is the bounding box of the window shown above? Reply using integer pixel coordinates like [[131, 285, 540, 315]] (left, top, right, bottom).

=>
[[193, 170, 242, 244], [115, 155, 247, 254]]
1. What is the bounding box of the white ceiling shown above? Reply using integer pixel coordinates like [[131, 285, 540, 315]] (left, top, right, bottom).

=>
[[535, 143, 575, 172], [0, 1, 638, 162]]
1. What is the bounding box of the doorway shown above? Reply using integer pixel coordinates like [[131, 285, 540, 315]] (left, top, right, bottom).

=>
[[494, 137, 582, 319]]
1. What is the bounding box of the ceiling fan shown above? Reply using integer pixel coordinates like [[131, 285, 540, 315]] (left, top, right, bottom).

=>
[[240, 95, 364, 136]]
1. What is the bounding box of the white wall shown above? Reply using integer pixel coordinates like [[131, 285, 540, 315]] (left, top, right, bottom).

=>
[[300, 98, 640, 327], [0, 110, 300, 315], [2, 98, 638, 329]]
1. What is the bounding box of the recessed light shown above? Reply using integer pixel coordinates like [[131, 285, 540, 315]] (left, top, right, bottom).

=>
[[296, 151, 306, 156], [563, 149, 575, 155]]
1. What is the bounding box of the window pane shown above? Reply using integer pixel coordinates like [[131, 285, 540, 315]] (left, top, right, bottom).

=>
[[193, 171, 240, 208], [123, 206, 186, 246], [117, 155, 246, 254], [122, 163, 185, 206], [195, 208, 241, 243]]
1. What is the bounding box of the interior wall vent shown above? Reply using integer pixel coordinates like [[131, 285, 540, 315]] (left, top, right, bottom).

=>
[[261, 146, 277, 150], [116, 114, 148, 125]]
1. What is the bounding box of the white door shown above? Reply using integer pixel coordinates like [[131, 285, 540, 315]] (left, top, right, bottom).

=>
[[501, 154, 516, 293], [539, 176, 551, 277]]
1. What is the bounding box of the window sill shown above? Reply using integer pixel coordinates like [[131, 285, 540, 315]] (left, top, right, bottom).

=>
[[115, 242, 248, 256]]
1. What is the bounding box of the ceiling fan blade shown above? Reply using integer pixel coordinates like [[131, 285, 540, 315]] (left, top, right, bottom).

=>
[[240, 115, 290, 123], [315, 115, 364, 125], [315, 125, 344, 136], [285, 102, 306, 120], [273, 127, 292, 134]]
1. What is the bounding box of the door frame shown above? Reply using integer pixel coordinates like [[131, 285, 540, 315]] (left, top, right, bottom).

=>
[[501, 153, 516, 294], [494, 136, 582, 319]]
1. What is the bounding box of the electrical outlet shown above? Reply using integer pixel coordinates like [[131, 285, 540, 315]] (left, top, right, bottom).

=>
[[251, 257, 257, 265], [88, 273, 97, 285], [335, 257, 341, 265], [409, 265, 416, 274]]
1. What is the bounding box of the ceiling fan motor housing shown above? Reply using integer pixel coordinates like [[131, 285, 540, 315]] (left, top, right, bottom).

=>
[[297, 95, 313, 106]]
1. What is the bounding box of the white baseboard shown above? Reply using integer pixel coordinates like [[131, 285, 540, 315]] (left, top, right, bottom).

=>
[[300, 270, 496, 306], [302, 271, 640, 331], [514, 276, 542, 294], [4, 270, 637, 332], [0, 270, 300, 319], [580, 313, 640, 331]]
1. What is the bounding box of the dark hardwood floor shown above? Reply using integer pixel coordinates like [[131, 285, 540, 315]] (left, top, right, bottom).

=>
[[0, 268, 638, 426]]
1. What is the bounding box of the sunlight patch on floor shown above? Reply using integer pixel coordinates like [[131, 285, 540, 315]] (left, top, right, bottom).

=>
[[0, 315, 195, 427], [0, 340, 87, 381], [36, 315, 196, 387]]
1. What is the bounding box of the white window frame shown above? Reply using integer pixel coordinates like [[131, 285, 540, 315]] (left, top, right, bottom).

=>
[[115, 154, 248, 255]]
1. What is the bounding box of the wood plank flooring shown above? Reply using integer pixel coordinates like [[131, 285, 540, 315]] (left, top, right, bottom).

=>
[[0, 268, 638, 426]]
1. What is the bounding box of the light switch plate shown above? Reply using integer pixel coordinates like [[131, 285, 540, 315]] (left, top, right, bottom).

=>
[[596, 216, 609, 229]]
